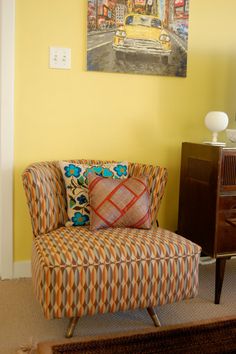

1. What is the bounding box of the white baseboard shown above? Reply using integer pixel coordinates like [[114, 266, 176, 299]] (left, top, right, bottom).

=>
[[13, 260, 31, 278]]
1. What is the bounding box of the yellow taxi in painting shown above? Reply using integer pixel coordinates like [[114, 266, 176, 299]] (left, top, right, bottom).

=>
[[113, 14, 171, 63]]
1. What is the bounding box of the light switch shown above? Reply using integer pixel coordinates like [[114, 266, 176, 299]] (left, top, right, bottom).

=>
[[49, 47, 71, 69]]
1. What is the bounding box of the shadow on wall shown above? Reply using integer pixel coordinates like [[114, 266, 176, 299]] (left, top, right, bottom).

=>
[[224, 53, 236, 127]]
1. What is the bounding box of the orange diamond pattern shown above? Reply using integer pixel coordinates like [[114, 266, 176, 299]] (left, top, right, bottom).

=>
[[22, 159, 169, 236], [32, 226, 201, 320], [23, 159, 201, 322]]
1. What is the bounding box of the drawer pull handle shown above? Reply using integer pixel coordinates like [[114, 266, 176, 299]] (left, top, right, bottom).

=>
[[225, 217, 236, 227]]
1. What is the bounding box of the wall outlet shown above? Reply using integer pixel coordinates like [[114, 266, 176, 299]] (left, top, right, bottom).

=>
[[49, 47, 71, 69]]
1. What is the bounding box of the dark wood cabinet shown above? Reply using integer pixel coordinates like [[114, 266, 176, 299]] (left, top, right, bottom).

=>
[[177, 142, 236, 303]]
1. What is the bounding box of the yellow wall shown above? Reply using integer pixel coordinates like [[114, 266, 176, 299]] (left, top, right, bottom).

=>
[[14, 0, 236, 261]]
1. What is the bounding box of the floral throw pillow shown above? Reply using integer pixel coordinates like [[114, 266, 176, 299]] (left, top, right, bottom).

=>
[[59, 161, 128, 226]]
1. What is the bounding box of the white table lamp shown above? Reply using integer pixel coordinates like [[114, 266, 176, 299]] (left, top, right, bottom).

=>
[[204, 111, 228, 145]]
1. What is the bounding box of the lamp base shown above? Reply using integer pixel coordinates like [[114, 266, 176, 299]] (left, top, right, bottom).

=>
[[203, 141, 226, 146]]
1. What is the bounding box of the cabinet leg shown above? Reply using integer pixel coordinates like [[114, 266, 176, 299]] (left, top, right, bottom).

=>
[[215, 257, 229, 304]]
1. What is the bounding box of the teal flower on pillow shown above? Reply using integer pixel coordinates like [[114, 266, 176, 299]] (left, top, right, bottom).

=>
[[64, 164, 81, 178], [101, 168, 113, 177], [114, 164, 128, 177], [85, 166, 101, 176], [91, 166, 103, 175], [72, 212, 89, 226], [85, 166, 113, 178]]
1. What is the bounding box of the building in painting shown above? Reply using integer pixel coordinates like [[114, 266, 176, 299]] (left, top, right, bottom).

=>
[[88, 0, 184, 31], [115, 2, 127, 26], [174, 0, 189, 21], [163, 0, 189, 31], [87, 0, 117, 30]]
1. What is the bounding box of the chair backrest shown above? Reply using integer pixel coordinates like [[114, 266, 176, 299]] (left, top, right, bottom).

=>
[[22, 159, 168, 237]]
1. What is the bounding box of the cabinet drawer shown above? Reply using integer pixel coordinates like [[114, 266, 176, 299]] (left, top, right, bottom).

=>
[[216, 196, 236, 254]]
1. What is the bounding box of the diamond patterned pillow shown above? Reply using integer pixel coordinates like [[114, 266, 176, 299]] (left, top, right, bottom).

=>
[[59, 161, 128, 226], [88, 173, 151, 230]]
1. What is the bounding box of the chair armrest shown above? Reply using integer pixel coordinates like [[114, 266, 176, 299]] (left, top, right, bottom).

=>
[[22, 161, 67, 236]]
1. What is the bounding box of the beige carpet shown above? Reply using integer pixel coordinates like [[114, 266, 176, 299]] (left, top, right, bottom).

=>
[[0, 259, 236, 354]]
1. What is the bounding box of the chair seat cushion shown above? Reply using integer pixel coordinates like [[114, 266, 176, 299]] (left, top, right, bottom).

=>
[[32, 227, 201, 319], [34, 227, 200, 267]]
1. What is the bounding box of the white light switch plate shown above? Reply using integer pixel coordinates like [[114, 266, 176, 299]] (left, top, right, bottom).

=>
[[49, 47, 71, 69]]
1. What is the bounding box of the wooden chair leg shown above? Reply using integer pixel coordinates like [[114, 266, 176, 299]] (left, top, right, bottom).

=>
[[65, 317, 79, 338], [147, 306, 161, 327]]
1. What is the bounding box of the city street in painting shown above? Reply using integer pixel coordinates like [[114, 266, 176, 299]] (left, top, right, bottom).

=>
[[87, 0, 190, 77]]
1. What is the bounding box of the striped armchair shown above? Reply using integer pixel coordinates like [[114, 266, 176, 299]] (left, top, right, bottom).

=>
[[22, 160, 201, 337]]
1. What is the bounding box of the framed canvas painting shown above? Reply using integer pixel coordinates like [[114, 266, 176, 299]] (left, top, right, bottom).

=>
[[87, 0, 190, 77]]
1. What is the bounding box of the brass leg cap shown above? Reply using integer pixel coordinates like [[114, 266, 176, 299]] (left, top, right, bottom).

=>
[[65, 317, 79, 338], [147, 306, 161, 327]]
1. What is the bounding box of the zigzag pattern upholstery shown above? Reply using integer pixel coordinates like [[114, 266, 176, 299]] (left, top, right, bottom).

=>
[[22, 160, 201, 322], [22, 160, 168, 236], [32, 227, 200, 319]]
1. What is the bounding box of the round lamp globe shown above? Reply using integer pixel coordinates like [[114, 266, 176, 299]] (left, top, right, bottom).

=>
[[204, 111, 229, 133]]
